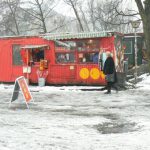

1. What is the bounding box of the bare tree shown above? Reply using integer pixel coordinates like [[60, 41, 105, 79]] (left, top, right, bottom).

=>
[[105, 0, 150, 61], [0, 0, 21, 35], [63, 0, 84, 31], [87, 0, 96, 31], [0, 0, 80, 35], [134, 0, 150, 60], [78, 5, 90, 32], [21, 0, 57, 33], [93, 0, 133, 32]]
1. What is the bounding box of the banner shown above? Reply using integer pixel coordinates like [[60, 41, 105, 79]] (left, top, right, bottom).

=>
[[10, 76, 33, 108]]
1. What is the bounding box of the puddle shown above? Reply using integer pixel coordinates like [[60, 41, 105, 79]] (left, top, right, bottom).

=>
[[102, 113, 119, 120], [95, 122, 139, 134], [51, 109, 76, 113]]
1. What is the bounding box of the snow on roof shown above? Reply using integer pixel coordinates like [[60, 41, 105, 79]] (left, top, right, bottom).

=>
[[41, 31, 113, 40]]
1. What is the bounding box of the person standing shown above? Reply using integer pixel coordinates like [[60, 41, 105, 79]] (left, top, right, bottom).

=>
[[100, 51, 118, 94]]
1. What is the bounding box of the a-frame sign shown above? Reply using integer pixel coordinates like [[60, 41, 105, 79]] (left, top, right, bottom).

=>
[[9, 76, 33, 108]]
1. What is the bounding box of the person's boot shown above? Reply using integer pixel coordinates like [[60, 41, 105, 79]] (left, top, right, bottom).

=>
[[104, 90, 111, 94], [100, 86, 107, 91], [114, 86, 118, 93], [104, 85, 111, 94]]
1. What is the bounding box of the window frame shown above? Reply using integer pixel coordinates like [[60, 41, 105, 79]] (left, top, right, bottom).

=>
[[12, 44, 22, 66], [124, 40, 133, 55], [55, 39, 100, 64]]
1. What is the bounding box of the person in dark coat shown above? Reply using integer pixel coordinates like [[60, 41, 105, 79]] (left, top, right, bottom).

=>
[[100, 51, 118, 94]]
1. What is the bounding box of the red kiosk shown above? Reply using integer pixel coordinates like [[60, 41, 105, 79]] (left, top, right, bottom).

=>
[[0, 32, 124, 85]]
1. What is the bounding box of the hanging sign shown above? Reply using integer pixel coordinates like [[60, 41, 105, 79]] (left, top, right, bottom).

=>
[[10, 76, 33, 108]]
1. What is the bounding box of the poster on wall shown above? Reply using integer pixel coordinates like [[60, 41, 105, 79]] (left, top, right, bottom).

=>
[[115, 35, 125, 72]]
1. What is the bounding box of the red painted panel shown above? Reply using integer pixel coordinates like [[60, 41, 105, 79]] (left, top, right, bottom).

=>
[[0, 40, 13, 82], [0, 34, 118, 85], [100, 37, 115, 51], [47, 64, 76, 84], [0, 36, 53, 82]]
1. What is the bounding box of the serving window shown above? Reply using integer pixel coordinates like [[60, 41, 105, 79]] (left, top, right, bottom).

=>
[[20, 45, 48, 65], [55, 40, 76, 63], [76, 39, 100, 64], [55, 39, 100, 64], [31, 49, 44, 62], [56, 52, 75, 63], [78, 52, 99, 63], [76, 39, 99, 51]]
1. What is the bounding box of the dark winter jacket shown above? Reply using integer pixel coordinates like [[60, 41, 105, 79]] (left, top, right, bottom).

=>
[[103, 56, 115, 74], [103, 56, 117, 83]]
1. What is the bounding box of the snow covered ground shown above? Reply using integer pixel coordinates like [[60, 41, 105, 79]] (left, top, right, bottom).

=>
[[0, 74, 150, 150]]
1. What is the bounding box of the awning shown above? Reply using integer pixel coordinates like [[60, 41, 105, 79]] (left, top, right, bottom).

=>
[[21, 44, 48, 49], [55, 40, 70, 48]]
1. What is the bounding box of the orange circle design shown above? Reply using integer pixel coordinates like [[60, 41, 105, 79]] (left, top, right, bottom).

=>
[[99, 71, 105, 79], [90, 68, 100, 80], [79, 68, 89, 79]]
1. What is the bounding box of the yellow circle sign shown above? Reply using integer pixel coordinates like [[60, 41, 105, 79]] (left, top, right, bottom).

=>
[[90, 68, 100, 80], [100, 71, 105, 79], [79, 68, 89, 79]]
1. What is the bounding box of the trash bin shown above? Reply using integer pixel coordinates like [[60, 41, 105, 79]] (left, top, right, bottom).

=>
[[37, 69, 48, 87], [38, 78, 45, 87], [116, 72, 126, 88], [124, 60, 128, 73]]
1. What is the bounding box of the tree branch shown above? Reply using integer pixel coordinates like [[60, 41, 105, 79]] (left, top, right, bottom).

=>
[[135, 0, 145, 19]]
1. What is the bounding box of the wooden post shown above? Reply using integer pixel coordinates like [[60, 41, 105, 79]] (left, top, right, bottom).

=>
[[26, 49, 29, 85]]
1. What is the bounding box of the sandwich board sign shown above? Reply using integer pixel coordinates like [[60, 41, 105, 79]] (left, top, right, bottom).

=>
[[10, 76, 33, 109]]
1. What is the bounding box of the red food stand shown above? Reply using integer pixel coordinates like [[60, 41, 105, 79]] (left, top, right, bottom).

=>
[[0, 32, 124, 85]]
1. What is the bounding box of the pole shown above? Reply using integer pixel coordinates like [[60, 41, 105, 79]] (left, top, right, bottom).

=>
[[131, 20, 141, 84], [26, 50, 29, 85], [134, 28, 138, 84]]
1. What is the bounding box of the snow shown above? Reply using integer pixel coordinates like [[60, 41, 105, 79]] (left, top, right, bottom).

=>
[[0, 74, 150, 150], [136, 73, 150, 90]]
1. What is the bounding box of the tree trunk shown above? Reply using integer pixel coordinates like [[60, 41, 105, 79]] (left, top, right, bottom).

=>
[[143, 0, 150, 59], [7, 1, 20, 35], [143, 20, 150, 59], [36, 0, 47, 33], [69, 0, 84, 32], [135, 0, 150, 61], [143, 1, 150, 71]]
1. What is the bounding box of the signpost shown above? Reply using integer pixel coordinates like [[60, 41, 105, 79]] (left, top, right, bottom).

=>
[[10, 76, 33, 109], [131, 20, 141, 84]]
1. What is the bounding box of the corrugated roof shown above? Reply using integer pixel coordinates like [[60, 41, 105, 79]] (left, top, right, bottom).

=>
[[41, 31, 112, 40]]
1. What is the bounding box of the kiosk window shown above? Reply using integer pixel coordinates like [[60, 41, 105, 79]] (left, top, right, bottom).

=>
[[32, 49, 44, 62], [77, 39, 99, 51], [123, 40, 133, 54], [12, 44, 22, 65], [55, 40, 76, 63], [56, 52, 75, 63], [55, 39, 100, 64], [78, 52, 99, 63]]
